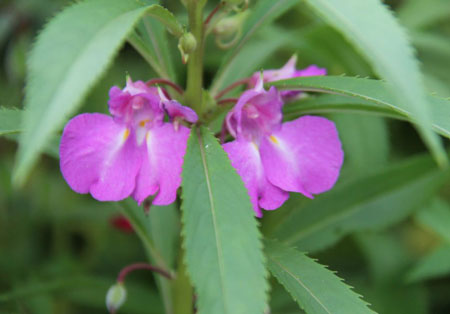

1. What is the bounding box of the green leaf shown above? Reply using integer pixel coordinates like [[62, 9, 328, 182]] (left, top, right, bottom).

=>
[[415, 198, 450, 243], [0, 107, 22, 136], [271, 153, 450, 253], [13, 0, 181, 185], [272, 76, 450, 139], [333, 115, 389, 175], [265, 239, 374, 314], [398, 0, 450, 30], [210, 0, 298, 95], [181, 126, 267, 314], [301, 0, 446, 166], [407, 244, 450, 282]]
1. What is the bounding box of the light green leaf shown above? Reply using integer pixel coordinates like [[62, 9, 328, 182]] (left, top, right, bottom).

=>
[[181, 126, 267, 314], [271, 76, 450, 139], [210, 0, 298, 95], [271, 153, 450, 253], [13, 0, 181, 185], [0, 107, 22, 136], [265, 239, 374, 314], [415, 198, 450, 243], [407, 244, 450, 282], [302, 0, 446, 166]]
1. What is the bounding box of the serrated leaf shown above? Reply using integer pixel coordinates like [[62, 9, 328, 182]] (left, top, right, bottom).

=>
[[13, 0, 182, 185], [415, 198, 450, 243], [407, 244, 450, 282], [271, 153, 450, 253], [265, 239, 374, 314], [210, 0, 298, 95], [271, 76, 450, 139], [0, 107, 22, 136], [302, 0, 446, 166], [181, 126, 267, 314]]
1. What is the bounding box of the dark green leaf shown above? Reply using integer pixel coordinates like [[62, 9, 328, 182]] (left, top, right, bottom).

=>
[[302, 0, 446, 166], [265, 239, 374, 314], [407, 245, 450, 282], [415, 198, 450, 243], [271, 153, 450, 252], [181, 126, 267, 314], [272, 76, 450, 139]]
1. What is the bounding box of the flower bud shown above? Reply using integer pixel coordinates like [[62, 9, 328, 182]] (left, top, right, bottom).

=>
[[178, 32, 197, 64], [106, 283, 127, 313]]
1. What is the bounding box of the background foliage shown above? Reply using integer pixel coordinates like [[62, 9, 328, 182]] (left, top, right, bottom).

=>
[[0, 0, 449, 313]]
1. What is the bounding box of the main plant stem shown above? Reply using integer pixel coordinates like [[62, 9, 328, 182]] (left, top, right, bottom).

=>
[[185, 0, 206, 115]]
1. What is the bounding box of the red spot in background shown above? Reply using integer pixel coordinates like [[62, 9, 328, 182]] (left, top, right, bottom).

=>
[[110, 215, 134, 233]]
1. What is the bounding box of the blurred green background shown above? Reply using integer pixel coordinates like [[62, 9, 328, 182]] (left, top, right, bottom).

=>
[[1, 0, 449, 313]]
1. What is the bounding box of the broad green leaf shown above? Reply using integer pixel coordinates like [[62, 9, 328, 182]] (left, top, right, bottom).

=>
[[181, 126, 267, 314], [398, 0, 450, 29], [210, 0, 298, 95], [271, 76, 450, 139], [13, 0, 182, 185], [415, 198, 450, 243], [302, 0, 446, 166], [271, 153, 450, 253], [265, 239, 374, 314], [0, 107, 22, 136], [407, 244, 450, 282]]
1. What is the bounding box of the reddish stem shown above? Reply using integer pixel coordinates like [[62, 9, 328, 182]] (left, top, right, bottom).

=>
[[117, 263, 173, 283], [215, 78, 251, 100], [146, 79, 184, 95], [204, 2, 224, 26], [217, 98, 238, 106]]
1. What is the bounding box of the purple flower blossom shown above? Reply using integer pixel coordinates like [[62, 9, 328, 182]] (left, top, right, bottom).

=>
[[60, 78, 197, 205], [248, 55, 326, 101], [223, 79, 343, 217]]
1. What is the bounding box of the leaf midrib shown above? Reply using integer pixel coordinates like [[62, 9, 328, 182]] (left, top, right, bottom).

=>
[[268, 254, 332, 314], [196, 128, 230, 314]]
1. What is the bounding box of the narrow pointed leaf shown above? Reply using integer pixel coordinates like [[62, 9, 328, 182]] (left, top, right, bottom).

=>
[[14, 0, 182, 185], [271, 76, 450, 139], [415, 198, 450, 243], [407, 245, 450, 282], [265, 239, 374, 314], [181, 126, 267, 314], [271, 153, 450, 252], [302, 0, 446, 166]]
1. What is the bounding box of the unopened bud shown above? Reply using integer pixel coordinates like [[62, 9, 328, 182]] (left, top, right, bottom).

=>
[[178, 32, 197, 64], [213, 11, 249, 49], [106, 283, 127, 313]]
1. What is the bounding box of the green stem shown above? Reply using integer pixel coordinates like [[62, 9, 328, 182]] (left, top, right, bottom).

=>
[[117, 201, 174, 314], [185, 0, 206, 115]]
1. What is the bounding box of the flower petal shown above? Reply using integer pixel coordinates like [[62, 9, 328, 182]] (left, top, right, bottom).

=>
[[60, 113, 141, 201], [133, 123, 190, 205], [223, 139, 289, 217], [260, 115, 343, 197]]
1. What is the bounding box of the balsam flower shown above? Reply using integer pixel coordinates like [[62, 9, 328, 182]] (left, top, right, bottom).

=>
[[248, 55, 326, 101], [60, 78, 197, 205], [223, 79, 343, 217]]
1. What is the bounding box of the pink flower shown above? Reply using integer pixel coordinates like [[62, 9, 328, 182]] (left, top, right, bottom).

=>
[[249, 55, 326, 101], [60, 78, 197, 205], [223, 79, 343, 217]]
